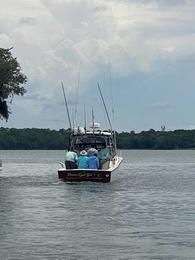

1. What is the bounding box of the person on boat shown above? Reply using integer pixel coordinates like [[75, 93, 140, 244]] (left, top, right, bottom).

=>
[[88, 153, 99, 170], [77, 150, 89, 169], [87, 147, 98, 156], [64, 149, 78, 169], [98, 143, 110, 169]]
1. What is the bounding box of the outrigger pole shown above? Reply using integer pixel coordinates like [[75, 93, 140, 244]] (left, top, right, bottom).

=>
[[61, 82, 72, 149], [97, 83, 113, 132], [109, 65, 117, 152], [61, 81, 72, 131], [98, 83, 117, 153]]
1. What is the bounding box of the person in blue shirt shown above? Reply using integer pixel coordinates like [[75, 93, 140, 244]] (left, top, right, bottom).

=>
[[88, 153, 99, 169], [98, 143, 110, 169], [77, 150, 89, 169]]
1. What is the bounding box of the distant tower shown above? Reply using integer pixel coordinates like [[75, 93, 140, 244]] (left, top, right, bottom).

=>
[[161, 125, 166, 132]]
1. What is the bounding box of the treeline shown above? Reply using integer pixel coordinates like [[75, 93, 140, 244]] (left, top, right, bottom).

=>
[[1, 127, 195, 150], [0, 128, 69, 149], [117, 129, 195, 149]]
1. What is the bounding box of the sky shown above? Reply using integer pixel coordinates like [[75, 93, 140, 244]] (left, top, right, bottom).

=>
[[0, 0, 195, 132]]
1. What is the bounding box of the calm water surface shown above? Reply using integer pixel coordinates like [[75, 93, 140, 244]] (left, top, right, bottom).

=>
[[0, 150, 195, 260]]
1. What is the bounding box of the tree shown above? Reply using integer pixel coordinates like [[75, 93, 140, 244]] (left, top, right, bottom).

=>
[[0, 48, 27, 120]]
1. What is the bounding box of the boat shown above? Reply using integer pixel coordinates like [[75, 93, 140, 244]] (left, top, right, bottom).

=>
[[58, 124, 123, 182], [57, 83, 123, 183]]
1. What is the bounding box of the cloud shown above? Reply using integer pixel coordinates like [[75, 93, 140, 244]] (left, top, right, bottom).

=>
[[0, 34, 12, 47], [147, 102, 174, 110], [0, 0, 195, 129], [19, 17, 37, 26], [125, 0, 191, 8], [1, 0, 194, 80]]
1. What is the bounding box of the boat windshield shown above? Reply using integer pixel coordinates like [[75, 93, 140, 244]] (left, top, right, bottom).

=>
[[71, 135, 108, 150]]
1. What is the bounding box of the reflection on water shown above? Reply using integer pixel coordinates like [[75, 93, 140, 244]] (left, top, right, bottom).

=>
[[0, 150, 195, 259]]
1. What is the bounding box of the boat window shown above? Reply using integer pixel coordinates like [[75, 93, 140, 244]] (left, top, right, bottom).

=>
[[74, 136, 106, 145], [71, 135, 108, 151]]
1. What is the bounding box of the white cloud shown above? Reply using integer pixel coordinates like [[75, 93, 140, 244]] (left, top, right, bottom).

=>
[[0, 0, 195, 129], [0, 34, 12, 47], [1, 0, 194, 80], [147, 102, 174, 110]]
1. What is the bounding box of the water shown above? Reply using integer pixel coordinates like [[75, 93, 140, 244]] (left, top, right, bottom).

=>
[[0, 150, 195, 259]]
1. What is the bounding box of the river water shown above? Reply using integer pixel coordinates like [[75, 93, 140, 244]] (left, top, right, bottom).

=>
[[0, 150, 195, 260]]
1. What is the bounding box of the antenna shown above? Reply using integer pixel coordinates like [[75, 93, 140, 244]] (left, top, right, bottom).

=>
[[91, 107, 95, 133], [97, 83, 112, 131], [84, 101, 87, 133], [61, 81, 72, 130]]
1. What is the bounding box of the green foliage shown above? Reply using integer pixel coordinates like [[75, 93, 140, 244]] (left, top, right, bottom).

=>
[[0, 128, 195, 150], [0, 128, 69, 150], [0, 48, 27, 120], [117, 129, 195, 149]]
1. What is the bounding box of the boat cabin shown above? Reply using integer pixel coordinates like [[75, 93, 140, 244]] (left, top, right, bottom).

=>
[[70, 125, 115, 157], [71, 132, 113, 152]]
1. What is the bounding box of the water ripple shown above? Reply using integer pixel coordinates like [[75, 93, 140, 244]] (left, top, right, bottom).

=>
[[1, 150, 195, 259]]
